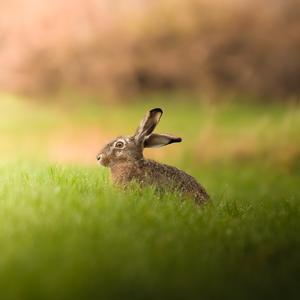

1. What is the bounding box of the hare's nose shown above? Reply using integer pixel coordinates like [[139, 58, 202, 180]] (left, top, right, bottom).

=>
[[96, 154, 102, 161]]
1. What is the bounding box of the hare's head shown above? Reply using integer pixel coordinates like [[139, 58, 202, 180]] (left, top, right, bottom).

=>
[[96, 108, 181, 167]]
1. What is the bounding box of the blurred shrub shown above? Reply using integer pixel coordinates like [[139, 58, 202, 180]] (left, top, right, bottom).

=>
[[0, 0, 299, 98]]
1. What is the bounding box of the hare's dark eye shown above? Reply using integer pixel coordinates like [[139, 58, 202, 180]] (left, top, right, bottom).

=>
[[115, 141, 125, 148]]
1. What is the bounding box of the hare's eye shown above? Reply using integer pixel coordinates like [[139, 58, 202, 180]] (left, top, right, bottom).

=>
[[115, 141, 125, 148]]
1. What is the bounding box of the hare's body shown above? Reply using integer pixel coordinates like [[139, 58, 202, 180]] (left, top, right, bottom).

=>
[[111, 159, 208, 204], [97, 108, 209, 204]]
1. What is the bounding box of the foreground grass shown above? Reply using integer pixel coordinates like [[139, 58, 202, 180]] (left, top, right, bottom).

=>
[[0, 160, 299, 300]]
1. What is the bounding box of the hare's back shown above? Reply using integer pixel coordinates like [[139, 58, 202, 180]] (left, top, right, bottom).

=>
[[142, 160, 209, 204]]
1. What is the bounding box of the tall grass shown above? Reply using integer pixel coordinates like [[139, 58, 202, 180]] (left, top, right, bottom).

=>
[[0, 160, 299, 300]]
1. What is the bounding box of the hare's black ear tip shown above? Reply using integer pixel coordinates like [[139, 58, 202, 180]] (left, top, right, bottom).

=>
[[150, 108, 163, 114], [169, 137, 182, 145]]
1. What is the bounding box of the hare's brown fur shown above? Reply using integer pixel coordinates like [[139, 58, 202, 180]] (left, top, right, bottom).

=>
[[97, 108, 209, 204], [111, 159, 208, 204]]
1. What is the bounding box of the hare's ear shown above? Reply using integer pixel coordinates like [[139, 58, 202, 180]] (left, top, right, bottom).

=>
[[144, 133, 182, 148], [134, 108, 163, 142]]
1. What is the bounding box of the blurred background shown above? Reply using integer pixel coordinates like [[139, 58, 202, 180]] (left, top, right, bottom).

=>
[[0, 0, 299, 166], [0, 0, 299, 98]]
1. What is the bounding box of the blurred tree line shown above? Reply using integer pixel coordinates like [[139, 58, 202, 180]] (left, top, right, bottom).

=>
[[0, 0, 299, 100]]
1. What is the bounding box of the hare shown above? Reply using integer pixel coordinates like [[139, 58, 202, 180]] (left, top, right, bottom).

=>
[[96, 108, 209, 204]]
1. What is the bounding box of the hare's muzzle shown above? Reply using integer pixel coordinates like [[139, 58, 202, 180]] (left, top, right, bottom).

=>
[[96, 153, 110, 167]]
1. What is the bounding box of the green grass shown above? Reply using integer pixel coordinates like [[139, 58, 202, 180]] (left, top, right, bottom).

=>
[[0, 94, 299, 299], [0, 161, 299, 300]]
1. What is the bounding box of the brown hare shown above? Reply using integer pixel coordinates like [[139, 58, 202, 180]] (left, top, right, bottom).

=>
[[96, 108, 209, 204]]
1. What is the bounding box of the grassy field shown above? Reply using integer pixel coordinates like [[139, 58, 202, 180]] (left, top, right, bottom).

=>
[[0, 94, 299, 299]]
